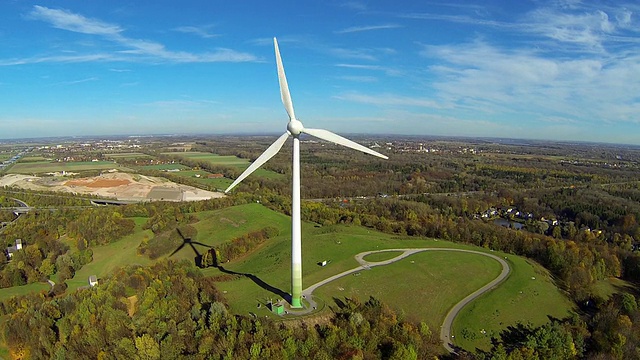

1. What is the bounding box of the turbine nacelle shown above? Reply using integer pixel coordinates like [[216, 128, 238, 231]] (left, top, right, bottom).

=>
[[287, 119, 304, 136]]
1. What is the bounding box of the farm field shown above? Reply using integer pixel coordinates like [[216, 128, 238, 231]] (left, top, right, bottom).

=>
[[16, 155, 49, 162], [140, 163, 190, 171], [178, 170, 232, 190], [104, 152, 152, 160], [163, 151, 283, 179], [7, 161, 124, 174]]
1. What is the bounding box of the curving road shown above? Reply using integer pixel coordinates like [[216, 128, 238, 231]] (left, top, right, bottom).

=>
[[295, 247, 510, 353]]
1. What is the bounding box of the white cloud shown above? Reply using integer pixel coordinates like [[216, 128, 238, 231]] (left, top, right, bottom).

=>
[[9, 6, 258, 65], [29, 5, 122, 35], [335, 92, 444, 109], [337, 75, 378, 83], [420, 41, 640, 125], [53, 77, 99, 86], [335, 24, 402, 34], [335, 63, 402, 76], [174, 25, 219, 39], [329, 47, 378, 61], [341, 1, 367, 11]]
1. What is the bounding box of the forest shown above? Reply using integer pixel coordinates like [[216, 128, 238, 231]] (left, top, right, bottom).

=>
[[1, 136, 640, 358]]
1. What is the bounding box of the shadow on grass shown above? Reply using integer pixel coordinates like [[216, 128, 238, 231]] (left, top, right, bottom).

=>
[[216, 265, 291, 304]]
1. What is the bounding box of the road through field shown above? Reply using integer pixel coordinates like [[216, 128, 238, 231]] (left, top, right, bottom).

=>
[[299, 248, 511, 353]]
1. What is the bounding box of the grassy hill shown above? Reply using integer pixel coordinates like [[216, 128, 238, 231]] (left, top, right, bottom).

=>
[[3, 202, 573, 353]]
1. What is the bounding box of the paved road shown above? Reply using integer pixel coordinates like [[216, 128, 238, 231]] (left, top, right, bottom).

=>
[[294, 247, 510, 353]]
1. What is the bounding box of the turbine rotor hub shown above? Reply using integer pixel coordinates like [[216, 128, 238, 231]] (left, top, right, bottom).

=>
[[287, 119, 304, 136]]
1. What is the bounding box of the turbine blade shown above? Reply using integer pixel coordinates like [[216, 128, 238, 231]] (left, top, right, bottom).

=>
[[225, 132, 290, 192], [303, 128, 388, 159], [274, 37, 296, 120]]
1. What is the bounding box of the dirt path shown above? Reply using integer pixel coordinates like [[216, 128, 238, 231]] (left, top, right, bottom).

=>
[[294, 247, 510, 353]]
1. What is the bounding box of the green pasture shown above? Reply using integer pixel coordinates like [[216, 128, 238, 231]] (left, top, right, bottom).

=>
[[180, 170, 232, 190], [163, 152, 283, 179], [0, 282, 49, 301], [17, 155, 50, 162], [140, 163, 190, 171], [65, 217, 153, 291], [592, 277, 634, 300], [168, 203, 291, 263], [452, 256, 574, 351], [104, 153, 152, 159], [315, 251, 501, 325], [7, 161, 123, 174]]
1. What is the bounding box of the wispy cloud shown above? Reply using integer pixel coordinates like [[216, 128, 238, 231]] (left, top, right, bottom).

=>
[[5, 6, 258, 66], [341, 1, 367, 11], [521, 6, 640, 51], [174, 25, 220, 39], [335, 63, 402, 76], [328, 47, 379, 61], [53, 77, 99, 86], [420, 40, 640, 124], [335, 92, 444, 108], [402, 2, 640, 54], [142, 99, 219, 109], [29, 6, 122, 35], [400, 12, 512, 28], [337, 75, 378, 83], [0, 54, 117, 66], [335, 24, 402, 34]]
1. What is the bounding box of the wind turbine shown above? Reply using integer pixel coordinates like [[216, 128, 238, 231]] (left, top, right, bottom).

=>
[[225, 37, 387, 308]]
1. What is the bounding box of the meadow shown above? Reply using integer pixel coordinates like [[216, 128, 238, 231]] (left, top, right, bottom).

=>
[[190, 204, 573, 351], [452, 255, 574, 351], [104, 152, 152, 160], [163, 152, 283, 179], [179, 170, 232, 190], [65, 218, 154, 291], [140, 163, 190, 171]]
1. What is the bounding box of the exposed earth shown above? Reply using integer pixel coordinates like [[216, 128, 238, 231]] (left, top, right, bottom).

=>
[[0, 172, 224, 202]]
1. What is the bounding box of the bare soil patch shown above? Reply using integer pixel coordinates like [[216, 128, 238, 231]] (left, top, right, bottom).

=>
[[65, 178, 131, 188]]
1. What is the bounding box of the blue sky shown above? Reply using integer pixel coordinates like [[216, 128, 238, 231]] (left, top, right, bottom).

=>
[[1, 1, 639, 144]]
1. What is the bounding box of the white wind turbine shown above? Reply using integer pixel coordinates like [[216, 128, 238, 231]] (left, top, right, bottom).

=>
[[225, 37, 387, 308]]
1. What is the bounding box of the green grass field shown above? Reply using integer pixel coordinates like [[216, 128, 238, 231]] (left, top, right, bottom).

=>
[[65, 217, 154, 291], [140, 163, 190, 171], [452, 256, 574, 351], [179, 170, 232, 190], [7, 161, 123, 174], [104, 153, 152, 159], [163, 152, 283, 179], [17, 155, 50, 162], [315, 251, 502, 325], [0, 282, 49, 300], [592, 277, 634, 300]]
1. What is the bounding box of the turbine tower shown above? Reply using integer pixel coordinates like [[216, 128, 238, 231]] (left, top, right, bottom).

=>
[[225, 38, 387, 308]]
